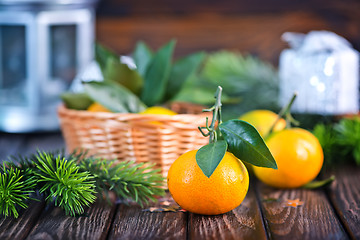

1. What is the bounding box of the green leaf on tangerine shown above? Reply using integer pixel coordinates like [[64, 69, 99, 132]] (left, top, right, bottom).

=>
[[196, 140, 228, 178], [219, 119, 277, 169]]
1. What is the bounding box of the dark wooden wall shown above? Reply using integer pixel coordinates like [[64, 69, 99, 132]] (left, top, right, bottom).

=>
[[94, 0, 360, 65]]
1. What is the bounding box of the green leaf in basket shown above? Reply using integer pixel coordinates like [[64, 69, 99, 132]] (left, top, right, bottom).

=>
[[173, 80, 241, 106], [164, 51, 206, 102], [60, 92, 93, 110], [133, 41, 154, 78], [83, 81, 147, 113], [103, 57, 144, 95], [219, 119, 277, 169], [196, 140, 228, 178], [95, 43, 118, 74], [141, 40, 176, 106]]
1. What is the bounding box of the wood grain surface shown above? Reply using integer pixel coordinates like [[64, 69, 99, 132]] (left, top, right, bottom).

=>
[[95, 11, 360, 66], [26, 200, 116, 240], [326, 167, 360, 240], [0, 133, 26, 161], [108, 203, 187, 240], [1, 132, 360, 239], [256, 182, 349, 240], [0, 200, 45, 240], [21, 132, 65, 156], [188, 183, 267, 240], [95, 12, 328, 65]]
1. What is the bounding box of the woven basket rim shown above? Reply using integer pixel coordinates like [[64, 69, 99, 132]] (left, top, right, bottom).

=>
[[58, 104, 210, 121]]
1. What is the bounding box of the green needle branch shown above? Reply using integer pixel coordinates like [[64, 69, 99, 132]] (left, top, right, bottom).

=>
[[0, 150, 165, 218], [0, 164, 37, 218]]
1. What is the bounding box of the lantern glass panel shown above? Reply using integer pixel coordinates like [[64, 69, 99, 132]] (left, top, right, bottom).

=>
[[50, 24, 77, 84], [0, 25, 27, 107], [40, 24, 77, 112]]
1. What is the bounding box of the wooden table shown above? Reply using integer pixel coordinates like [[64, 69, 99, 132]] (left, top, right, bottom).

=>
[[0, 132, 359, 240]]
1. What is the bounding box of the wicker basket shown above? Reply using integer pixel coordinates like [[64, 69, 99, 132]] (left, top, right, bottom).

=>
[[58, 102, 211, 176]]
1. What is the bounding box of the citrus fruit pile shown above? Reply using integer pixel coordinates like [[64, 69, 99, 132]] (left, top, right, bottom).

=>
[[167, 90, 325, 215], [238, 107, 324, 188], [167, 86, 277, 215]]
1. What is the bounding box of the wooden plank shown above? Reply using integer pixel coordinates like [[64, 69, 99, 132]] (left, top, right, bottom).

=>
[[0, 133, 26, 161], [96, 12, 330, 65], [108, 201, 187, 239], [0, 200, 45, 240], [326, 166, 360, 240], [188, 184, 266, 240], [95, 10, 360, 66], [21, 132, 65, 156], [26, 199, 116, 240], [256, 181, 349, 240], [97, 0, 360, 18]]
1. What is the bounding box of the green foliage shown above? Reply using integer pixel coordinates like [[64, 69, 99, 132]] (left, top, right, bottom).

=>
[[61, 92, 93, 110], [164, 52, 206, 102], [172, 76, 239, 105], [103, 57, 144, 95], [62, 40, 205, 112], [302, 175, 335, 189], [95, 43, 118, 73], [133, 41, 153, 77], [312, 117, 360, 166], [0, 164, 36, 218], [194, 87, 277, 177], [219, 120, 277, 169], [78, 157, 165, 206], [312, 123, 338, 166], [140, 40, 175, 106], [0, 150, 165, 218], [175, 51, 279, 120], [34, 152, 97, 216], [83, 81, 147, 113], [196, 140, 228, 178]]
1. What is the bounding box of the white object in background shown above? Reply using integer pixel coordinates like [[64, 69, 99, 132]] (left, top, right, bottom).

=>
[[0, 0, 98, 132], [279, 30, 359, 115]]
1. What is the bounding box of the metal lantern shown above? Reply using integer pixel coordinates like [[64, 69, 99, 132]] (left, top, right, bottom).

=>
[[0, 0, 98, 132]]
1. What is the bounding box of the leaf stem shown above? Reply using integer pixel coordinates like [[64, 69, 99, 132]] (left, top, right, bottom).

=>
[[200, 86, 223, 143], [267, 92, 298, 138]]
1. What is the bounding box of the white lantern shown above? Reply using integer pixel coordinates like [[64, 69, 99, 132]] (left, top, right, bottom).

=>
[[279, 31, 359, 115], [0, 0, 98, 132]]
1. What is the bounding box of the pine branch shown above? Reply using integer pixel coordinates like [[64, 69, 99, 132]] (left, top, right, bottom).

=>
[[313, 117, 360, 166], [1, 150, 165, 218], [34, 152, 97, 216], [78, 157, 165, 206], [0, 163, 37, 218]]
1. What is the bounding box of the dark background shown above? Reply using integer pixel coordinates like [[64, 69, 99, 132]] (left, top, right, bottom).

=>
[[93, 0, 360, 65]]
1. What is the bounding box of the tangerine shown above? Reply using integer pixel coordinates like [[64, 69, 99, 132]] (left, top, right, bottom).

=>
[[253, 128, 324, 188], [87, 102, 111, 112], [167, 150, 249, 215], [239, 110, 286, 137], [139, 106, 177, 115]]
